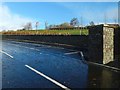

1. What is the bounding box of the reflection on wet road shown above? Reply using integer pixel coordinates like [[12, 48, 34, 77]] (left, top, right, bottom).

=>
[[1, 40, 120, 88]]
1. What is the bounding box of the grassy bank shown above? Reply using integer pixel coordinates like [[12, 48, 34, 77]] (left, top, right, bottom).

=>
[[1, 29, 89, 35]]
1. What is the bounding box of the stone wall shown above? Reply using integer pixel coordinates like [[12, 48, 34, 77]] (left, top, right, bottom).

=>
[[2, 25, 120, 64], [2, 35, 88, 51]]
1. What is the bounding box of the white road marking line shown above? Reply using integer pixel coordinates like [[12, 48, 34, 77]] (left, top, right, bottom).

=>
[[25, 65, 71, 90], [79, 51, 87, 63], [8, 41, 51, 48], [6, 42, 79, 60], [5, 42, 79, 61], [80, 51, 84, 57], [7, 40, 77, 51], [7, 43, 40, 51], [30, 47, 39, 51], [64, 51, 80, 55], [0, 50, 13, 58], [9, 41, 31, 45]]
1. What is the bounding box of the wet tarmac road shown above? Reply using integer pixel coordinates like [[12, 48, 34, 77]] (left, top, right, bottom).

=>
[[1, 40, 120, 89]]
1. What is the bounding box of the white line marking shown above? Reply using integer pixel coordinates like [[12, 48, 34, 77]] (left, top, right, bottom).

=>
[[0, 50, 13, 58], [8, 41, 53, 49], [64, 51, 80, 55], [80, 51, 83, 57], [25, 65, 70, 90], [6, 42, 79, 61], [6, 40, 77, 51], [7, 43, 40, 51]]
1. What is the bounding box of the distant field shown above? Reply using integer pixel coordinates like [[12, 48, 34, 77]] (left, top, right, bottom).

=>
[[1, 29, 89, 35]]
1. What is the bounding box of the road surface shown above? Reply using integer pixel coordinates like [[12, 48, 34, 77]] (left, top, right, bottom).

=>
[[1, 40, 120, 89]]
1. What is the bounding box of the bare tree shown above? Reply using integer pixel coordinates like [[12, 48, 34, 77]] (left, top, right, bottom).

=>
[[23, 22, 32, 30], [104, 13, 107, 24], [35, 22, 39, 30], [70, 18, 79, 27], [113, 15, 117, 24], [45, 21, 48, 29], [28, 22, 32, 30], [80, 16, 83, 27], [89, 21, 95, 26]]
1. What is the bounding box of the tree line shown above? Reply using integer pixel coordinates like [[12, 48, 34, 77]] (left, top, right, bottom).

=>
[[22, 18, 95, 30]]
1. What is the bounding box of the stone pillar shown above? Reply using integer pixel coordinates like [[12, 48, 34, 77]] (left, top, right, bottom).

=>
[[88, 25, 114, 64], [103, 26, 114, 64]]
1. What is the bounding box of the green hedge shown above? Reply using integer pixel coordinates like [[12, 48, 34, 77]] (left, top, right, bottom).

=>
[[2, 29, 89, 35]]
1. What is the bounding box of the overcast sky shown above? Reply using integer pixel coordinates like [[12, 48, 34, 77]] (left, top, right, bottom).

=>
[[0, 2, 119, 30]]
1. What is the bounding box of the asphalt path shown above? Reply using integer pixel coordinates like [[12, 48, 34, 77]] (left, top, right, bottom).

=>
[[1, 40, 120, 89]]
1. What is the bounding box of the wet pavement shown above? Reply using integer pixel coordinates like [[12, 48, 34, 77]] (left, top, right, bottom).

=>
[[1, 40, 120, 89]]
